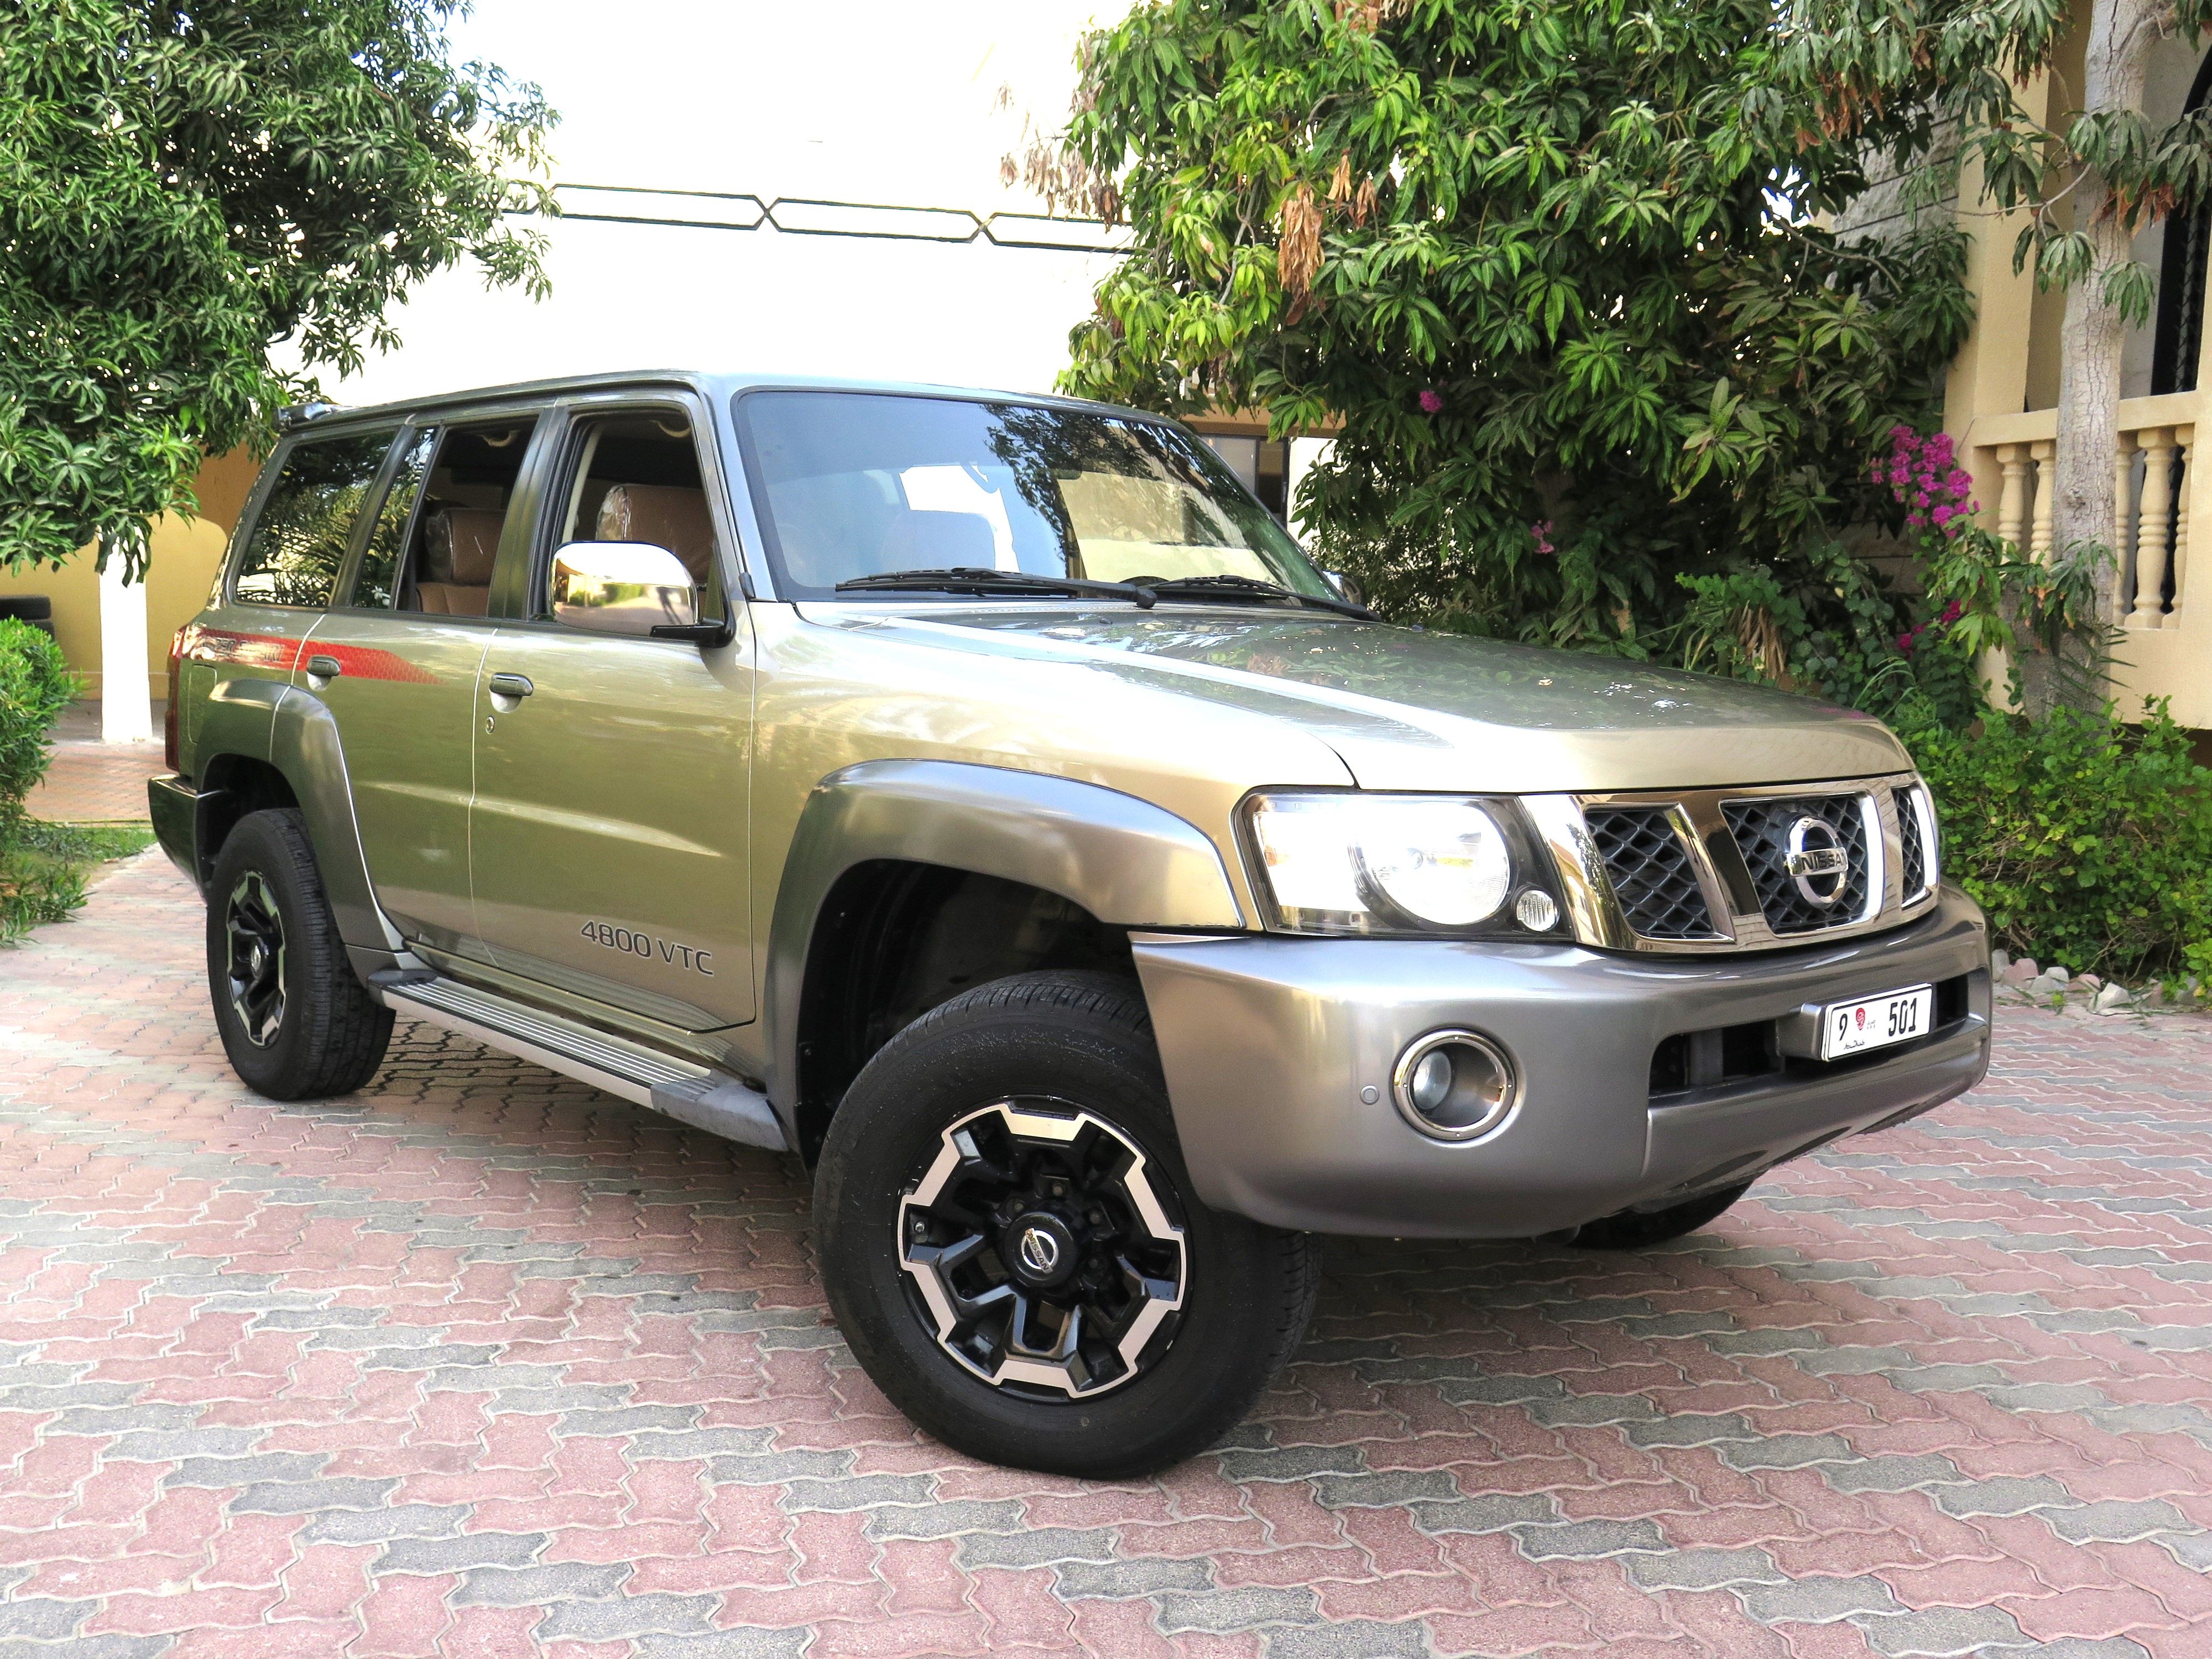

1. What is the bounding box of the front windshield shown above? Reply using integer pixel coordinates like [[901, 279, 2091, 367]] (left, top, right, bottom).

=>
[[732, 390, 1332, 601]]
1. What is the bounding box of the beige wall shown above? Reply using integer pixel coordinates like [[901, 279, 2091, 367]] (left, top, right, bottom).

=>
[[0, 448, 261, 700]]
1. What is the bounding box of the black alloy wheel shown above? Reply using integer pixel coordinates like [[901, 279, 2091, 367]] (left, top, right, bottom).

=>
[[222, 870, 289, 1046], [898, 1098, 1187, 1398], [813, 970, 1319, 1478], [205, 808, 393, 1100]]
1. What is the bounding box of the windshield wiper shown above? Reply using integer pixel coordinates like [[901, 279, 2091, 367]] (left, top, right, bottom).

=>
[[1136, 574, 1376, 620], [834, 567, 1156, 608]]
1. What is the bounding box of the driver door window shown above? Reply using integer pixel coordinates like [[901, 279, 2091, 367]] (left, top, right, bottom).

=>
[[547, 413, 729, 629]]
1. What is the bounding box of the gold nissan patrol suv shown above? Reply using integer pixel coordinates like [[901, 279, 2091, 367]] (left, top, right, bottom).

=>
[[151, 372, 1991, 1477]]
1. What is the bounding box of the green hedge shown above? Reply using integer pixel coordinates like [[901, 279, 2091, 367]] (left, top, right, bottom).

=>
[[1901, 700, 2212, 983], [1, 617, 81, 940], [0, 618, 71, 821]]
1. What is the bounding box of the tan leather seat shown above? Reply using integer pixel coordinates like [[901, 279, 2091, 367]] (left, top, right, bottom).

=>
[[598, 484, 714, 583], [416, 508, 500, 615]]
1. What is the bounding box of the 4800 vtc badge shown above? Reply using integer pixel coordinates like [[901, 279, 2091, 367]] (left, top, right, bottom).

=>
[[578, 919, 715, 975]]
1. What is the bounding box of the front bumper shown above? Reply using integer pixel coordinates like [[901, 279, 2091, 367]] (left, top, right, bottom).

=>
[[1131, 888, 1989, 1238]]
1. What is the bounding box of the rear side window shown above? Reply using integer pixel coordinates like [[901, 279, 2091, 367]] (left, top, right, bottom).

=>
[[233, 429, 399, 608], [352, 428, 437, 609]]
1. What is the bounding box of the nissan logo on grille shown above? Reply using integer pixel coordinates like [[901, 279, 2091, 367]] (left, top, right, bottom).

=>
[[1783, 816, 1850, 906]]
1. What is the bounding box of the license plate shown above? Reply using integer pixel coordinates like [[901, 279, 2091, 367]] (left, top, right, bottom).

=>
[[1819, 984, 1934, 1060]]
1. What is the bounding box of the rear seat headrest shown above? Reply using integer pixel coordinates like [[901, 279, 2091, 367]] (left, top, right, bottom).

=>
[[426, 508, 503, 586], [598, 484, 714, 583]]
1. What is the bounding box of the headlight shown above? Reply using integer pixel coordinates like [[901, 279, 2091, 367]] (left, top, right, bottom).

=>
[[1245, 792, 1555, 935]]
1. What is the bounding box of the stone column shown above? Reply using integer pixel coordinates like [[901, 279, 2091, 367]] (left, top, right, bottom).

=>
[[97, 550, 155, 744]]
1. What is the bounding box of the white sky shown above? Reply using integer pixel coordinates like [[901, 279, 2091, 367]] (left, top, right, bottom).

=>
[[322, 0, 1119, 408]]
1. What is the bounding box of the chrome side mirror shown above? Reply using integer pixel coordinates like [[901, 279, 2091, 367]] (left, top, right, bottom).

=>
[[1322, 568, 1364, 607], [550, 541, 697, 636]]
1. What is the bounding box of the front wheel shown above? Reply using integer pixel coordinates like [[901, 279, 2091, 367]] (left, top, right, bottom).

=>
[[813, 971, 1318, 1479]]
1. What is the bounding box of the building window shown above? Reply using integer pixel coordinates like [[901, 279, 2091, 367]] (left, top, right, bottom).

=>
[[1200, 435, 1292, 521], [2153, 52, 2212, 395]]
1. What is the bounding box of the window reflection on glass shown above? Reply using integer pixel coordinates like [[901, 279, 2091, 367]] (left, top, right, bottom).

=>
[[1199, 434, 1290, 521], [352, 428, 437, 610], [233, 429, 398, 609], [733, 392, 1328, 600]]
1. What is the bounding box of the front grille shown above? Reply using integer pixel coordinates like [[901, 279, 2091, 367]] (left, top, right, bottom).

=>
[[1895, 786, 1928, 898], [1584, 806, 1715, 939], [1723, 795, 1871, 935]]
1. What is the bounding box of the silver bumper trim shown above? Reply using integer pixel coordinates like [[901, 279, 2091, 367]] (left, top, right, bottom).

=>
[[1133, 889, 1989, 1238]]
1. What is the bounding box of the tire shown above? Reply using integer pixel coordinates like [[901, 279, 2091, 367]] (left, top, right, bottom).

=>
[[205, 808, 394, 1100], [1569, 1182, 1751, 1250], [813, 970, 1319, 1478]]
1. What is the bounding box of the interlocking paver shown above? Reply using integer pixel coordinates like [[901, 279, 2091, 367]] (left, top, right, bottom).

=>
[[8, 855, 2212, 1653]]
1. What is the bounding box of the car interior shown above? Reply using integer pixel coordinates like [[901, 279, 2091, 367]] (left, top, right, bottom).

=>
[[551, 413, 727, 622], [395, 419, 539, 616]]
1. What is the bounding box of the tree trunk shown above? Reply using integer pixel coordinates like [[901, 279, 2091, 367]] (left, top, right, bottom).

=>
[[2043, 0, 2165, 712]]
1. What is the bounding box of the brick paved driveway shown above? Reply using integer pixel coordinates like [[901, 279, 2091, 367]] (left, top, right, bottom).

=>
[[3, 855, 2211, 1658]]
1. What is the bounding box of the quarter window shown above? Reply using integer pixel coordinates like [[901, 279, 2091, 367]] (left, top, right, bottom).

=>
[[232, 429, 398, 608]]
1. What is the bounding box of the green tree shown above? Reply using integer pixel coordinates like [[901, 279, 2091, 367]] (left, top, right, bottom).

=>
[[0, 0, 555, 576], [1052, 0, 1973, 660]]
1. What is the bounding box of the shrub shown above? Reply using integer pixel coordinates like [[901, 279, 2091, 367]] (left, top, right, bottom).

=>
[[0, 617, 80, 941], [1899, 699, 2212, 982], [0, 617, 72, 822]]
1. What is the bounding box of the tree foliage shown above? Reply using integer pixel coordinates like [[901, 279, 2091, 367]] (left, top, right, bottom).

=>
[[1783, 0, 2212, 336], [0, 0, 555, 575], [1056, 0, 1974, 656], [1784, 0, 2212, 653]]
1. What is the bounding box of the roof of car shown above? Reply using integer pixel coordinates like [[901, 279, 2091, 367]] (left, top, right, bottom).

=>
[[284, 371, 1162, 432]]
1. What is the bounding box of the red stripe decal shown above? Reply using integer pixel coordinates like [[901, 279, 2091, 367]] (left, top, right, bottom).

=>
[[183, 625, 438, 685], [186, 625, 305, 673], [311, 643, 439, 686]]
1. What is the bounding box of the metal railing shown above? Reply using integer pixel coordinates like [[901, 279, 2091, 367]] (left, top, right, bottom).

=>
[[535, 184, 1131, 254]]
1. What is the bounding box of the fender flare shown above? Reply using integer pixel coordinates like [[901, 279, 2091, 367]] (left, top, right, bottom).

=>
[[196, 679, 403, 954], [764, 759, 1245, 1120]]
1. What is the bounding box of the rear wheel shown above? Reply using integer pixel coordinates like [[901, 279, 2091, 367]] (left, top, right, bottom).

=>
[[205, 809, 393, 1100], [813, 971, 1318, 1478], [1570, 1182, 1750, 1250]]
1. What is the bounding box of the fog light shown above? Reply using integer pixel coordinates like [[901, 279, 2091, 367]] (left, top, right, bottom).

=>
[[1391, 1030, 1518, 1141], [1515, 889, 1559, 932]]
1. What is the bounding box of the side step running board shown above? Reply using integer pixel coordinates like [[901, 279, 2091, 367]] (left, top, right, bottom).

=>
[[371, 971, 786, 1152]]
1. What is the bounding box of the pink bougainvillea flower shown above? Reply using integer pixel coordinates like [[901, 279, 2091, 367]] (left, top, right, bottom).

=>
[[1417, 388, 1444, 414], [1530, 519, 1556, 556]]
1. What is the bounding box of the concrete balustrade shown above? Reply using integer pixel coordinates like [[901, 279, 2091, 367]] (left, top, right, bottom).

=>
[[1966, 392, 2211, 726]]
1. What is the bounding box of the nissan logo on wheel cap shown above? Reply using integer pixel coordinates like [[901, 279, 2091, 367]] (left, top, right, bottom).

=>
[[1016, 1226, 1061, 1277], [1783, 816, 1850, 906]]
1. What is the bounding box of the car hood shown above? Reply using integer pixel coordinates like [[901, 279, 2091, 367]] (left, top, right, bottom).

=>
[[795, 604, 1912, 793]]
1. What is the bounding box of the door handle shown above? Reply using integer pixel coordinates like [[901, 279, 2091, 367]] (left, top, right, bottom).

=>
[[488, 672, 534, 701], [306, 655, 343, 681]]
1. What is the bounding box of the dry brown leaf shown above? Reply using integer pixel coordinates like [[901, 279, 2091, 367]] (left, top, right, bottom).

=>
[[1279, 184, 1323, 296]]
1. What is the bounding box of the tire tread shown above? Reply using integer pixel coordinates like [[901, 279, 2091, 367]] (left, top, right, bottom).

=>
[[207, 808, 392, 1100]]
